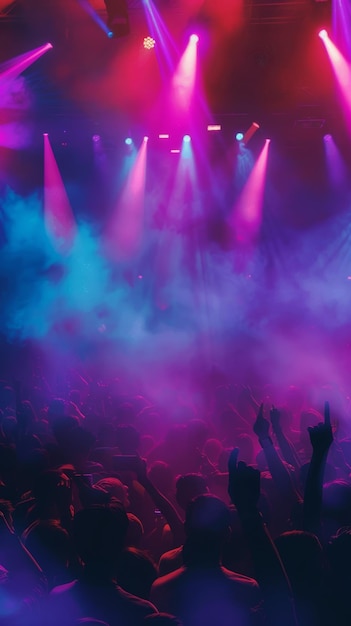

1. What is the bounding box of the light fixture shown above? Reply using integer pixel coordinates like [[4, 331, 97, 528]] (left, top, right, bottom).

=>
[[104, 0, 130, 38]]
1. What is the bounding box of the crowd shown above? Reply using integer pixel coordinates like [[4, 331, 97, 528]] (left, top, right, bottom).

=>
[[0, 371, 350, 625]]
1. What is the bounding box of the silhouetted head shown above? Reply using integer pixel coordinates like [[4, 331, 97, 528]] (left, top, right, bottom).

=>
[[183, 495, 231, 566], [73, 504, 129, 572], [175, 474, 208, 511]]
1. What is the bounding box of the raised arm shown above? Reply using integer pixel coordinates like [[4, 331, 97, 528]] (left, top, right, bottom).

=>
[[270, 406, 301, 472], [136, 457, 184, 547], [303, 401, 333, 536], [228, 449, 298, 626], [254, 404, 299, 510]]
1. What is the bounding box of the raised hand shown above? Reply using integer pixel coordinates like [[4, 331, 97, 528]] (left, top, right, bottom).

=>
[[270, 406, 281, 432], [253, 403, 270, 440], [228, 448, 260, 511], [307, 401, 333, 456]]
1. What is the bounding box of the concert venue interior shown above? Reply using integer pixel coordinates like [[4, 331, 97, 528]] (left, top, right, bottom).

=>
[[0, 0, 351, 408]]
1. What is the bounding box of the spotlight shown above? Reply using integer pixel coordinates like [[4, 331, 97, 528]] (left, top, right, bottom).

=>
[[318, 29, 328, 40], [236, 132, 244, 141], [92, 134, 101, 143], [104, 0, 130, 38], [144, 36, 156, 50], [190, 34, 199, 44], [183, 134, 191, 142], [207, 125, 221, 131], [125, 137, 133, 145], [143, 136, 149, 142], [159, 134, 170, 139], [324, 134, 332, 141], [107, 31, 114, 38]]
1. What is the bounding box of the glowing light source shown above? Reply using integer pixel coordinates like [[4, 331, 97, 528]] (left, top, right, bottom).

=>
[[207, 125, 221, 131], [183, 134, 191, 142], [236, 132, 244, 141], [125, 137, 133, 145], [107, 31, 114, 38], [143, 136, 149, 142], [92, 134, 101, 143], [319, 29, 328, 39], [190, 34, 199, 44], [159, 134, 170, 139], [170, 149, 180, 153], [144, 36, 156, 49]]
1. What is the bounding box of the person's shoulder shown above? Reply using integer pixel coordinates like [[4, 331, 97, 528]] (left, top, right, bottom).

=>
[[221, 567, 259, 587], [151, 566, 186, 593], [158, 546, 183, 575], [115, 583, 157, 614], [50, 579, 77, 596]]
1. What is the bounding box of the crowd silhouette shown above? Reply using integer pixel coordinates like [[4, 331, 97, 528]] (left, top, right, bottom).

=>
[[0, 373, 350, 625]]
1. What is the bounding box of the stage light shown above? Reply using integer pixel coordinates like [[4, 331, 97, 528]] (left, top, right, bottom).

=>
[[92, 134, 101, 143], [107, 31, 114, 38], [170, 149, 180, 153], [104, 0, 130, 38], [236, 132, 244, 141], [144, 36, 156, 50], [143, 136, 149, 142], [183, 134, 191, 142], [125, 137, 133, 145], [324, 133, 332, 141], [207, 125, 221, 131], [159, 134, 170, 139], [190, 34, 199, 44], [319, 29, 328, 39]]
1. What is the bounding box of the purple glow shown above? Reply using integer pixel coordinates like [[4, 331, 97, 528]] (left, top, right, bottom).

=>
[[233, 139, 270, 244], [0, 43, 53, 82], [105, 138, 148, 260], [43, 134, 76, 254], [323, 134, 348, 188]]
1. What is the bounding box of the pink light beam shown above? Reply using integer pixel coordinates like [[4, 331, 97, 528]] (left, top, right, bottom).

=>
[[233, 139, 271, 245], [172, 35, 199, 113], [106, 137, 148, 260], [0, 43, 53, 83], [319, 31, 351, 128], [43, 134, 76, 254]]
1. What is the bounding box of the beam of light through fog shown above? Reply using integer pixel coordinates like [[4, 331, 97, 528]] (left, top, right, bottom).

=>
[[105, 137, 148, 260], [233, 139, 270, 244], [43, 134, 77, 254], [0, 43, 53, 83]]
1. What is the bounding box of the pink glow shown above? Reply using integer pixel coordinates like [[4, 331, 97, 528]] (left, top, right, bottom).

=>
[[233, 139, 270, 244], [0, 43, 53, 83], [106, 138, 147, 260], [319, 29, 328, 40], [190, 34, 199, 44], [43, 134, 76, 254], [171, 36, 198, 113], [320, 32, 351, 118]]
